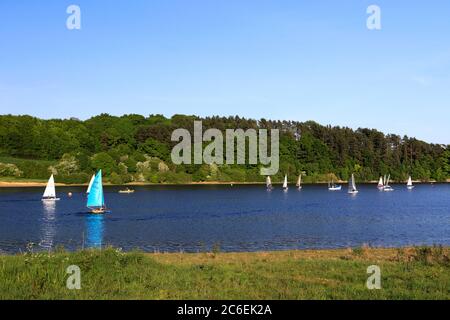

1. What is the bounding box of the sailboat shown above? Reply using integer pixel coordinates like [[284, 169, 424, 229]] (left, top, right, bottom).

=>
[[407, 176, 414, 190], [383, 174, 394, 192], [86, 174, 95, 194], [328, 179, 342, 191], [283, 175, 288, 191], [377, 176, 384, 190], [266, 176, 273, 190], [296, 174, 302, 190], [348, 174, 359, 194], [42, 174, 60, 201], [86, 170, 109, 214]]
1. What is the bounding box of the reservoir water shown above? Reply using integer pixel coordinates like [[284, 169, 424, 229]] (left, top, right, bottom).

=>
[[0, 184, 449, 253]]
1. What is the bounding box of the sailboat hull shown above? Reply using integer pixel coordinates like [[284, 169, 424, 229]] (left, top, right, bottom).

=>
[[91, 209, 106, 214], [89, 207, 110, 214], [407, 186, 415, 190], [119, 190, 135, 194], [42, 198, 60, 201]]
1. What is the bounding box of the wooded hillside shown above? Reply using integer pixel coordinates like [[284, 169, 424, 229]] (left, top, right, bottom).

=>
[[1, 114, 449, 184]]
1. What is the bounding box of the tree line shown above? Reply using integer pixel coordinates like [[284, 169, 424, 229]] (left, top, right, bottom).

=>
[[0, 114, 449, 184]]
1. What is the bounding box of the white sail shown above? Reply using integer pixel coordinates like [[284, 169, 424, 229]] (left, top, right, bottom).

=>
[[378, 177, 384, 188], [407, 176, 413, 186], [296, 175, 302, 188], [283, 175, 288, 189], [43, 175, 56, 199], [266, 176, 272, 188], [407, 176, 414, 189], [383, 174, 394, 191], [86, 174, 95, 194], [348, 174, 358, 193]]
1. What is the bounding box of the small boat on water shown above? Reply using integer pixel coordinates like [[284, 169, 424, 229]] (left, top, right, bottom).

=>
[[377, 176, 384, 190], [42, 174, 60, 201], [266, 176, 273, 190], [348, 174, 359, 194], [296, 174, 302, 190], [383, 174, 394, 192], [119, 188, 135, 194], [86, 170, 109, 214], [407, 176, 414, 190], [328, 180, 342, 191], [283, 175, 288, 191], [86, 174, 95, 194]]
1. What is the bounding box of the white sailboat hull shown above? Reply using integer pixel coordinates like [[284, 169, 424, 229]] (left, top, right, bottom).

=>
[[42, 198, 60, 201], [328, 186, 342, 191]]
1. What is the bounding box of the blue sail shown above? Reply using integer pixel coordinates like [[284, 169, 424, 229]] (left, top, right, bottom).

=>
[[86, 170, 105, 209]]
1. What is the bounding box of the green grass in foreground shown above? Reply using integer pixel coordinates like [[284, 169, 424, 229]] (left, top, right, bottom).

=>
[[0, 246, 449, 300]]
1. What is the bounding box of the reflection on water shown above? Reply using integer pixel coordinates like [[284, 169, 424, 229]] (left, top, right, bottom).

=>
[[39, 201, 56, 250], [85, 215, 104, 249], [1, 184, 450, 253]]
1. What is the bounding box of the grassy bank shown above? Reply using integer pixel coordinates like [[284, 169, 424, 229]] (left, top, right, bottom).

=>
[[0, 246, 449, 300]]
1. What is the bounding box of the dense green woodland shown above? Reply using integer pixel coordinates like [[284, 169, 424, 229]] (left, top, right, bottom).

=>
[[0, 114, 449, 184]]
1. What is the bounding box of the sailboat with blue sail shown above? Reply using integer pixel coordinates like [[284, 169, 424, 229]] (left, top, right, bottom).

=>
[[86, 170, 109, 214]]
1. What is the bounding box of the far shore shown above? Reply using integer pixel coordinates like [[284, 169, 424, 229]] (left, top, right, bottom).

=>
[[0, 179, 448, 188]]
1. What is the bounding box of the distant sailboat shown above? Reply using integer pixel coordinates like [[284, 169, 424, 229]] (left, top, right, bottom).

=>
[[86, 170, 108, 214], [42, 174, 60, 201], [296, 174, 302, 190], [383, 174, 394, 192], [377, 176, 384, 190], [86, 174, 95, 194], [407, 176, 414, 190], [348, 174, 358, 194], [328, 179, 342, 191], [283, 175, 288, 191], [266, 176, 273, 190], [119, 188, 135, 194]]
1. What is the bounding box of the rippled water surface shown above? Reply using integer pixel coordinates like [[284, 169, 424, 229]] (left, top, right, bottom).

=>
[[0, 184, 449, 253]]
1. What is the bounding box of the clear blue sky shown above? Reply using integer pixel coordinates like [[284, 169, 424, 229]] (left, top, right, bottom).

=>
[[1, 1, 449, 143]]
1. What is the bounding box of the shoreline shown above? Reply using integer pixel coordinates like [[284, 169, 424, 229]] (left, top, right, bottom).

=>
[[1, 245, 448, 257], [0, 180, 446, 188]]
